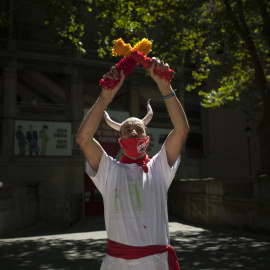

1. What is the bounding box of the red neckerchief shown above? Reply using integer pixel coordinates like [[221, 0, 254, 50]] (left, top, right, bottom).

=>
[[119, 153, 151, 173], [107, 239, 180, 270]]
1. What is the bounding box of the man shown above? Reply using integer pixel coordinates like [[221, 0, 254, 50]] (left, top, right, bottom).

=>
[[15, 125, 27, 156], [77, 58, 189, 269], [26, 125, 39, 156], [39, 125, 49, 156]]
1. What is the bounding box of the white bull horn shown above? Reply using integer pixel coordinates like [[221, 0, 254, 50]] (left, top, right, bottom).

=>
[[104, 100, 153, 130], [103, 111, 121, 131], [142, 99, 153, 126]]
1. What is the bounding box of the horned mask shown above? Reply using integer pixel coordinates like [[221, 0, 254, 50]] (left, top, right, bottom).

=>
[[104, 99, 153, 131]]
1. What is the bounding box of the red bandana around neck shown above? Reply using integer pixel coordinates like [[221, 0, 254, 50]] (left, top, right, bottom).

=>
[[119, 153, 151, 173]]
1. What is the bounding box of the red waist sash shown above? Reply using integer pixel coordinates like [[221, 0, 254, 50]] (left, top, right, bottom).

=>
[[107, 239, 180, 270]]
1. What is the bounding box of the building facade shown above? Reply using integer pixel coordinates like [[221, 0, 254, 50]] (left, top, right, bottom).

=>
[[0, 35, 261, 235]]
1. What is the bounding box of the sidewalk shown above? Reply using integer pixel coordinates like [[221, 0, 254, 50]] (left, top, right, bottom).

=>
[[1, 216, 270, 270]]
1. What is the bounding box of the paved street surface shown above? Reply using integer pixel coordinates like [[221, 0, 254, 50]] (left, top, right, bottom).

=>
[[1, 216, 270, 270]]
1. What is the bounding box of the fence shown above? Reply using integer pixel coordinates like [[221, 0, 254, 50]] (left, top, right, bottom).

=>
[[16, 102, 69, 121], [64, 193, 83, 229]]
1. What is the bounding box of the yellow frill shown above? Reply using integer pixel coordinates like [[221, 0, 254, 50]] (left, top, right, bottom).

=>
[[112, 38, 152, 57]]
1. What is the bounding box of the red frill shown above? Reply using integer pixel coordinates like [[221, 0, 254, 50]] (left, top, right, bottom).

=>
[[100, 50, 174, 90], [99, 57, 137, 89], [130, 50, 174, 82]]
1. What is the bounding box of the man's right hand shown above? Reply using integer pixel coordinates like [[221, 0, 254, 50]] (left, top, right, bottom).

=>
[[101, 67, 125, 102], [76, 66, 125, 173]]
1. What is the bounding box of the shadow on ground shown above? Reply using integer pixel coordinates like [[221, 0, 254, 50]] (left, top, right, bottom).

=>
[[1, 216, 270, 270], [171, 229, 270, 270], [0, 238, 106, 270]]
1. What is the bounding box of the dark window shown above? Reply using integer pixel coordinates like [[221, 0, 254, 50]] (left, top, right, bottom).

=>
[[186, 133, 203, 158]]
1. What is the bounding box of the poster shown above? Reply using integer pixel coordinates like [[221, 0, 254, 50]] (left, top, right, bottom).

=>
[[14, 120, 72, 156], [145, 127, 171, 158]]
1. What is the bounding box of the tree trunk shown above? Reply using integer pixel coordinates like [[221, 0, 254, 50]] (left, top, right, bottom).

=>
[[256, 93, 270, 175]]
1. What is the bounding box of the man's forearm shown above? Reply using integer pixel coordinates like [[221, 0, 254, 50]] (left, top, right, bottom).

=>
[[76, 94, 111, 147], [76, 67, 124, 171], [158, 83, 189, 133], [158, 82, 189, 166], [77, 68, 124, 147]]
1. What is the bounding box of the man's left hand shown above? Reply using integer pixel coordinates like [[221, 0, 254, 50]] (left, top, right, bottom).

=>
[[149, 58, 171, 87]]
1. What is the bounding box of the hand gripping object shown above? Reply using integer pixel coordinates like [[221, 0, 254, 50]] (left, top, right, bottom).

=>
[[99, 38, 174, 90]]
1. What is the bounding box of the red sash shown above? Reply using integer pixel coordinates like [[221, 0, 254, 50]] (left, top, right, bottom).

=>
[[107, 239, 180, 270]]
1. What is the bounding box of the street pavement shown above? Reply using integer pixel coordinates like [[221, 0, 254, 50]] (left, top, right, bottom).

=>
[[1, 216, 270, 270]]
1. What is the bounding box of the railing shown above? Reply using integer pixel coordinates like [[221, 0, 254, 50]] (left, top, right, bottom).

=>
[[64, 193, 83, 229], [223, 182, 254, 198], [16, 40, 75, 57], [0, 38, 75, 58], [0, 38, 112, 62], [16, 102, 69, 121], [139, 111, 201, 129], [140, 112, 172, 128]]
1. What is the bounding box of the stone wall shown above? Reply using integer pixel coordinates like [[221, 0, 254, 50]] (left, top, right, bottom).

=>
[[168, 176, 270, 234], [0, 158, 84, 236], [0, 181, 44, 236]]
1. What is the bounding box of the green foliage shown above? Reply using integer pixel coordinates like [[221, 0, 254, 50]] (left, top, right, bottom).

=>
[[1, 0, 269, 118], [0, 0, 93, 52], [44, 0, 93, 53], [93, 0, 270, 119]]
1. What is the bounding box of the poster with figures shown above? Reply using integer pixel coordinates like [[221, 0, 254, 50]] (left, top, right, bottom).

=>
[[14, 120, 71, 156]]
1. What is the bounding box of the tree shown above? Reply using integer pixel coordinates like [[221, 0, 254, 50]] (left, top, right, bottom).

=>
[[0, 0, 92, 52], [94, 0, 270, 174], [1, 0, 269, 174]]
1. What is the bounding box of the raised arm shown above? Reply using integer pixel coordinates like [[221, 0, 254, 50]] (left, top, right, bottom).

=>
[[76, 67, 125, 172], [149, 58, 189, 167]]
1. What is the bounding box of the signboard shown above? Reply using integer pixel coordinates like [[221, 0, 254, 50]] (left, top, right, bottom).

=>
[[146, 127, 171, 158], [94, 119, 122, 158], [14, 120, 71, 156]]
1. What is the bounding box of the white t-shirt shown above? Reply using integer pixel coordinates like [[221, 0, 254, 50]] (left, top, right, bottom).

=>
[[86, 144, 180, 270]]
